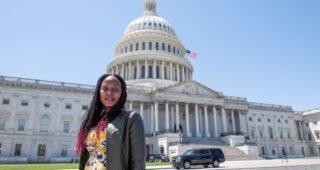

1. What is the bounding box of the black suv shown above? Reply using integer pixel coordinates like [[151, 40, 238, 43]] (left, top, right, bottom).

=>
[[171, 148, 225, 169]]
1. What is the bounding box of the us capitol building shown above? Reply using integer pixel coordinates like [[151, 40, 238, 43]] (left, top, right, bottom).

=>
[[0, 0, 319, 163]]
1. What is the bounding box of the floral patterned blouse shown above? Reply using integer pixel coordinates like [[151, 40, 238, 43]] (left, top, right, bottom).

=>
[[85, 128, 107, 170]]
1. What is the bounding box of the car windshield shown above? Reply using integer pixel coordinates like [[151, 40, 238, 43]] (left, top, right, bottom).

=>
[[183, 150, 193, 155]]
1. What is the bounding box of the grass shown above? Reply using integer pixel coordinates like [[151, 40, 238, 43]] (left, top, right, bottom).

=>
[[0, 162, 171, 170]]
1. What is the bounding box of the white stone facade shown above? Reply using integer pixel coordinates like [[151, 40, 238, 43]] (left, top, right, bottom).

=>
[[0, 0, 319, 163]]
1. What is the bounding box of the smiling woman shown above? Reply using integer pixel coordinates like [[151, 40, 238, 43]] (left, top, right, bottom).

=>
[[76, 74, 145, 170]]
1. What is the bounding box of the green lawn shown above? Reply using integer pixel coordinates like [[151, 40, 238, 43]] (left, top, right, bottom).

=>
[[0, 162, 171, 170]]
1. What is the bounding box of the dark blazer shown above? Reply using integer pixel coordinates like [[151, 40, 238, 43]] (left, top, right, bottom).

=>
[[80, 110, 146, 170]]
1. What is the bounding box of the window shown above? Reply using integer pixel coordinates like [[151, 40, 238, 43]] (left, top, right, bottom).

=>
[[259, 128, 264, 138], [177, 48, 180, 54], [316, 132, 320, 139], [287, 130, 291, 139], [82, 105, 88, 110], [148, 65, 153, 78], [149, 42, 152, 50], [66, 103, 72, 109], [40, 115, 49, 132], [133, 66, 137, 79], [173, 46, 176, 53], [14, 144, 22, 156], [308, 133, 312, 141], [156, 66, 160, 78], [21, 100, 28, 106], [44, 102, 50, 108], [61, 144, 68, 157], [314, 122, 318, 125], [250, 128, 255, 139], [285, 120, 288, 123], [268, 118, 271, 122], [155, 42, 159, 50], [37, 144, 46, 156], [142, 42, 145, 50], [310, 147, 314, 154], [125, 46, 127, 53], [17, 119, 25, 131], [135, 43, 139, 51], [272, 149, 276, 155], [200, 150, 210, 155], [63, 121, 70, 133], [306, 123, 309, 126], [280, 130, 283, 139], [162, 43, 165, 51], [141, 66, 145, 78], [258, 118, 261, 122], [2, 99, 9, 105], [168, 44, 171, 52], [0, 118, 5, 130], [249, 117, 253, 121], [269, 127, 273, 139], [130, 44, 133, 51], [278, 119, 281, 123]]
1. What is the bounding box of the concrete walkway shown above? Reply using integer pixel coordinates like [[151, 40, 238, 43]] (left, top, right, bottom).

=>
[[146, 157, 320, 170]]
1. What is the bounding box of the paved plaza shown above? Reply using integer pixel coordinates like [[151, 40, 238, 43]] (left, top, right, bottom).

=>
[[146, 157, 320, 170]]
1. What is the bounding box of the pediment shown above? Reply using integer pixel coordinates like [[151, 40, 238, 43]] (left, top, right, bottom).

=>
[[154, 80, 222, 98]]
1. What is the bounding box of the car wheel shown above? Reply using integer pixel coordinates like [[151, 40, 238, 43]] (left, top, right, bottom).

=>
[[212, 159, 220, 168], [183, 161, 191, 169], [203, 164, 209, 168], [175, 167, 180, 170]]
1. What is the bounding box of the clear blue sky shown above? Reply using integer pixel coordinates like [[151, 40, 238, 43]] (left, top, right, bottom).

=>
[[0, 0, 319, 111]]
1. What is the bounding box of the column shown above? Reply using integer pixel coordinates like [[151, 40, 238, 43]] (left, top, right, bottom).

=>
[[222, 107, 228, 133], [145, 60, 148, 78], [204, 105, 210, 138], [128, 62, 132, 80], [169, 62, 173, 80], [290, 119, 297, 139], [176, 64, 180, 82], [238, 110, 243, 133], [137, 61, 140, 79], [121, 64, 125, 78], [185, 103, 191, 137], [213, 106, 218, 137], [72, 100, 81, 133], [165, 102, 169, 132], [140, 102, 144, 120], [195, 104, 201, 137], [182, 66, 185, 82], [185, 68, 189, 81], [299, 121, 304, 140], [129, 101, 133, 110], [231, 109, 236, 132], [161, 61, 165, 79], [116, 65, 119, 75], [154, 102, 159, 134], [153, 60, 156, 79], [151, 105, 154, 136], [175, 102, 179, 132], [27, 96, 37, 134]]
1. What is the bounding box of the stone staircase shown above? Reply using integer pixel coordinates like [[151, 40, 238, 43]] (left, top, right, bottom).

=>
[[182, 137, 262, 161]]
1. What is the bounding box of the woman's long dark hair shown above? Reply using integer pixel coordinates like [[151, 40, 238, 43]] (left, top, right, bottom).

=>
[[75, 74, 127, 155]]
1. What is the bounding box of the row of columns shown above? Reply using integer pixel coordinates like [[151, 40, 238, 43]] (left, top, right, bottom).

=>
[[109, 60, 192, 82], [127, 101, 247, 138]]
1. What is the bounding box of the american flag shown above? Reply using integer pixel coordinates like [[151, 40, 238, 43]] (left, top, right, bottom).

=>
[[185, 49, 197, 58]]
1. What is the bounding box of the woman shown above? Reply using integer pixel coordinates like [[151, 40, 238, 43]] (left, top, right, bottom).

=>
[[76, 74, 145, 170]]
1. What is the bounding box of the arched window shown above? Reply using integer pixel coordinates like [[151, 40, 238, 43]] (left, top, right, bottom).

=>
[[142, 42, 146, 50], [40, 115, 49, 132], [130, 44, 133, 52], [135, 43, 139, 51], [168, 44, 171, 53], [148, 65, 153, 78], [141, 66, 145, 78], [156, 66, 160, 78], [269, 127, 273, 139], [155, 42, 159, 50]]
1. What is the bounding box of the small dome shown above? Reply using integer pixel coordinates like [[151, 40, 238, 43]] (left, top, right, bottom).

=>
[[124, 15, 176, 36]]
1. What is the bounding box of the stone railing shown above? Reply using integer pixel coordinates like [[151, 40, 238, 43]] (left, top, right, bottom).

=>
[[249, 102, 292, 111], [225, 95, 247, 102], [0, 75, 95, 92]]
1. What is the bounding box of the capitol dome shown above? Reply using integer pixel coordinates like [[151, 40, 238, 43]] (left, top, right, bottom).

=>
[[107, 0, 193, 87]]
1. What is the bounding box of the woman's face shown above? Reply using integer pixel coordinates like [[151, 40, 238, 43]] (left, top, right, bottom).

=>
[[99, 75, 122, 112]]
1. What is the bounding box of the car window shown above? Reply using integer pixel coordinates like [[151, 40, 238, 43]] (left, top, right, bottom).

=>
[[183, 150, 193, 155], [194, 150, 201, 155], [200, 150, 210, 155]]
